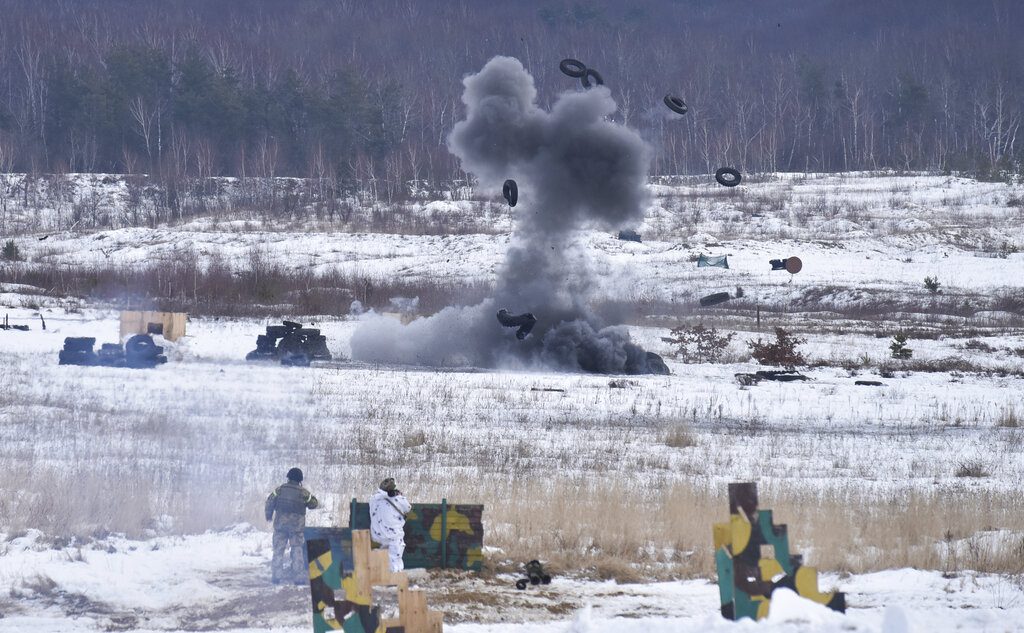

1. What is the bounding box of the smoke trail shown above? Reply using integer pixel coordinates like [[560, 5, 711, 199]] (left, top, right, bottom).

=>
[[350, 56, 666, 374]]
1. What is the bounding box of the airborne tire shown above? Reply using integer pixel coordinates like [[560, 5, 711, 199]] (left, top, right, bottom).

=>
[[502, 179, 518, 207], [664, 94, 688, 115], [580, 68, 604, 89], [558, 58, 587, 78]]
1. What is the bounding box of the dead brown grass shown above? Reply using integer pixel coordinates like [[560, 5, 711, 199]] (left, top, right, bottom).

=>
[[413, 478, 1024, 581]]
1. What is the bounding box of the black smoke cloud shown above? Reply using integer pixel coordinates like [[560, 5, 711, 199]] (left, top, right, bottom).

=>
[[350, 56, 665, 374]]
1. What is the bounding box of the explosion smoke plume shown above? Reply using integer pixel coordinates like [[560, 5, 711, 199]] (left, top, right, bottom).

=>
[[351, 56, 665, 374]]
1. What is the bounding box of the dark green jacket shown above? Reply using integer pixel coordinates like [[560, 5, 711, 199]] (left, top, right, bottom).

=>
[[265, 481, 319, 531]]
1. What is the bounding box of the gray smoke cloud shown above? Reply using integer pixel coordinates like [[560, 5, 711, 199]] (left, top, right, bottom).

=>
[[350, 56, 664, 374]]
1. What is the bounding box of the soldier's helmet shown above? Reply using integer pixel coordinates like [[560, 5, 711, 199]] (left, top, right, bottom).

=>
[[287, 467, 304, 482], [379, 477, 397, 492]]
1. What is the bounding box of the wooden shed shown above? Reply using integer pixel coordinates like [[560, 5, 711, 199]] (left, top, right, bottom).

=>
[[119, 311, 187, 342]]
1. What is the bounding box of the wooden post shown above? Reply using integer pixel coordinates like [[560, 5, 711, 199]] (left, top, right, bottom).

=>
[[440, 498, 448, 569]]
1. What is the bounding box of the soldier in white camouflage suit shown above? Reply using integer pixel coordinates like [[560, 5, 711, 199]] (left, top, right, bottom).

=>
[[370, 477, 411, 572], [265, 467, 319, 584]]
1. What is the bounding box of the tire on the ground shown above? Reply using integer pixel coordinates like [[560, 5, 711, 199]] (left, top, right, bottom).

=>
[[63, 337, 96, 352], [664, 94, 688, 115], [558, 58, 587, 78], [125, 334, 157, 357], [515, 579, 528, 590], [502, 179, 518, 207], [58, 349, 97, 365], [715, 167, 742, 187], [699, 292, 732, 307], [265, 325, 288, 338], [276, 333, 304, 357]]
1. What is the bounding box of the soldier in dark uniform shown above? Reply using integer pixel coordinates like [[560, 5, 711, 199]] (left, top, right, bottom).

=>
[[265, 467, 320, 584]]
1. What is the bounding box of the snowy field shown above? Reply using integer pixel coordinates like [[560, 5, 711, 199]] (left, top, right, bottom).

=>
[[2, 172, 1024, 631]]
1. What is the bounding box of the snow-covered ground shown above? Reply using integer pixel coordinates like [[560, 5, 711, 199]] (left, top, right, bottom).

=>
[[2, 172, 1024, 631], [1, 528, 1022, 633]]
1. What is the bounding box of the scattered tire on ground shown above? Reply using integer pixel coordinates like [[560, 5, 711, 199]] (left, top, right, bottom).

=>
[[699, 292, 731, 307], [715, 167, 742, 187]]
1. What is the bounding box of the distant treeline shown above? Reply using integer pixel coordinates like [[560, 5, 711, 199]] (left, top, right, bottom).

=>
[[0, 0, 1022, 192]]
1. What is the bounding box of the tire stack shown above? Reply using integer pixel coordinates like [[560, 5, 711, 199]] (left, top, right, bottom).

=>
[[58, 337, 98, 366], [58, 334, 166, 368], [245, 321, 332, 366], [124, 334, 168, 368], [97, 343, 126, 368]]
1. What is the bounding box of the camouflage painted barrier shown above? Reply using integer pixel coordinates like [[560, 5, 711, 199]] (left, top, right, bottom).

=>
[[713, 482, 846, 620], [349, 499, 483, 571], [305, 527, 377, 633], [305, 527, 443, 633]]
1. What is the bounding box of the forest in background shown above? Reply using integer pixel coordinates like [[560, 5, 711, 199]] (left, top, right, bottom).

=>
[[0, 0, 1022, 196]]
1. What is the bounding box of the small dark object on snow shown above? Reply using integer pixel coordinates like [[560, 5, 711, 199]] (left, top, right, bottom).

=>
[[559, 58, 588, 78], [664, 94, 688, 115], [700, 292, 732, 307], [502, 179, 518, 207], [515, 560, 551, 589], [770, 259, 787, 271], [0, 318, 29, 331], [580, 68, 604, 89], [1, 315, 29, 330], [496, 309, 537, 340], [38, 235, 49, 241], [530, 387, 565, 393], [855, 380, 884, 386], [785, 256, 803, 274], [715, 167, 741, 187], [736, 370, 809, 385], [246, 320, 332, 364], [618, 229, 641, 242]]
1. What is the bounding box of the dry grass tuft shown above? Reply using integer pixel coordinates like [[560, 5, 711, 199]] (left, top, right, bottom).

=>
[[660, 424, 697, 449], [997, 407, 1020, 428], [955, 461, 989, 478]]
